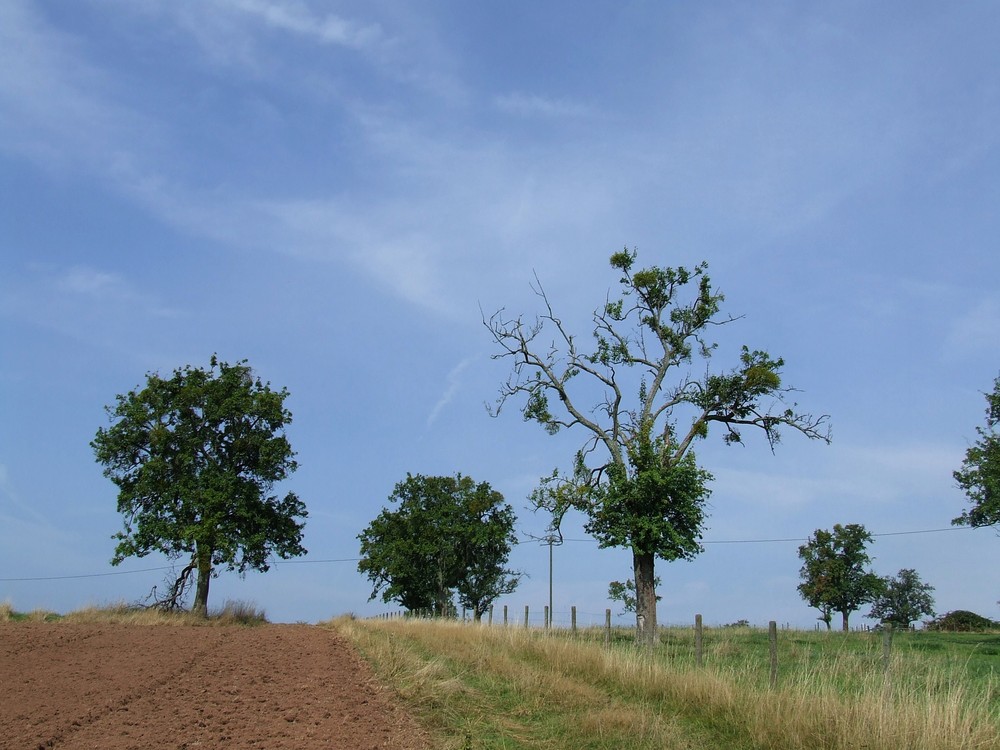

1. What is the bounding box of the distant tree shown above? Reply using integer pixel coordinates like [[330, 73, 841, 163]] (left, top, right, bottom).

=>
[[925, 610, 998, 632], [485, 249, 830, 646], [608, 576, 661, 616], [953, 375, 1000, 529], [358, 474, 520, 620], [797, 524, 882, 632], [92, 356, 307, 616], [868, 568, 935, 629]]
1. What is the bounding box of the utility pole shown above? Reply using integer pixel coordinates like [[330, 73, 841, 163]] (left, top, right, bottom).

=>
[[548, 537, 553, 628]]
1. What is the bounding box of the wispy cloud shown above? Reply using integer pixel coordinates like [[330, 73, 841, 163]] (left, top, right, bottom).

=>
[[945, 297, 1000, 361], [0, 264, 178, 348], [55, 267, 130, 298], [427, 358, 474, 427], [0, 463, 57, 532], [0, 1, 154, 173], [712, 440, 962, 515], [217, 0, 384, 49], [493, 92, 591, 119]]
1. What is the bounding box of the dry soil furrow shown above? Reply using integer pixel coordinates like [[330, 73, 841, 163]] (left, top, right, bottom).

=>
[[2, 624, 429, 750]]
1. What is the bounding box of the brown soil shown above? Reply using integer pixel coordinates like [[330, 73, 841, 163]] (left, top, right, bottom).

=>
[[0, 623, 430, 750]]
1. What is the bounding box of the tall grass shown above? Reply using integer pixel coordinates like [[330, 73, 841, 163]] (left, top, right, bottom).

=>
[[0, 600, 267, 626], [329, 617, 1000, 750]]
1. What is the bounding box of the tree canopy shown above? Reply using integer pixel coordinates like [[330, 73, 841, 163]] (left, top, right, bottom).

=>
[[868, 568, 935, 629], [797, 524, 882, 631], [91, 356, 307, 615], [953, 375, 1000, 528], [358, 473, 520, 620], [486, 249, 829, 645]]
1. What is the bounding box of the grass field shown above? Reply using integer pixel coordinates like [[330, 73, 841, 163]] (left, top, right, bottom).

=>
[[329, 616, 1000, 749]]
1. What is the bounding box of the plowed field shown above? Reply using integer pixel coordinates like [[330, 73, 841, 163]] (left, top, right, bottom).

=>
[[0, 623, 429, 750]]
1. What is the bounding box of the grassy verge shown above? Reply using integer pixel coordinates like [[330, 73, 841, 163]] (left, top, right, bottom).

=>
[[328, 617, 1000, 750], [0, 599, 267, 626]]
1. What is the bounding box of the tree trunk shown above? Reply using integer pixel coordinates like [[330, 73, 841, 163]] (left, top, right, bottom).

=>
[[193, 543, 212, 617], [435, 555, 450, 618], [633, 550, 657, 648], [841, 610, 850, 632]]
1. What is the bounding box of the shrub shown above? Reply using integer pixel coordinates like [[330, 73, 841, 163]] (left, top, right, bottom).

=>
[[214, 600, 268, 626], [924, 610, 997, 632]]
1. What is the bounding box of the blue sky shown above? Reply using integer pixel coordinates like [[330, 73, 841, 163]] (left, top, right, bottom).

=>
[[2, 0, 998, 627]]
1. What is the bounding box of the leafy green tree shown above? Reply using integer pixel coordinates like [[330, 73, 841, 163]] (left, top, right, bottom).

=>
[[797, 524, 882, 631], [953, 375, 1000, 528], [358, 474, 520, 620], [868, 568, 935, 629], [92, 356, 306, 615], [486, 249, 829, 646]]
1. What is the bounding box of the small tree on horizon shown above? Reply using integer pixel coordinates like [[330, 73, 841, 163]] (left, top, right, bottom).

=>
[[797, 523, 882, 632], [868, 568, 935, 629], [358, 474, 520, 620]]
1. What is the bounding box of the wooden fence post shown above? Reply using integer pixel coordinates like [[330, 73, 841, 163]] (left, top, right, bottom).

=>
[[503, 604, 508, 626], [769, 621, 778, 688], [544, 605, 550, 630], [605, 608, 612, 647], [695, 614, 704, 667], [571, 606, 577, 633], [524, 605, 529, 628], [882, 624, 893, 675]]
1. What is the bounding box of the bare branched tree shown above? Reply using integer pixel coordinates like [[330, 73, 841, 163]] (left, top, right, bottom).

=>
[[486, 249, 830, 646]]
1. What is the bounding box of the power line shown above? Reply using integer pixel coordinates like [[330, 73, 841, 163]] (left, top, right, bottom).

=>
[[1, 527, 991, 583], [526, 525, 989, 546], [0, 565, 175, 582], [0, 558, 361, 583], [705, 527, 976, 545]]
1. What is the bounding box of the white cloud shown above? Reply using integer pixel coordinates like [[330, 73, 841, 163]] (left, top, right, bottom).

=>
[[217, 0, 384, 49], [711, 440, 962, 521], [55, 267, 128, 298], [0, 1, 153, 173], [493, 92, 591, 119], [426, 358, 474, 427], [0, 264, 178, 348]]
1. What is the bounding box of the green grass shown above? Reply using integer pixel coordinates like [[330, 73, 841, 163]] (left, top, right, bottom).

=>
[[329, 617, 1000, 750]]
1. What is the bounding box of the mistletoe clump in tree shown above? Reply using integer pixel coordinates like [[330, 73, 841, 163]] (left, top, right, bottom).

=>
[[92, 356, 307, 616], [486, 249, 829, 646]]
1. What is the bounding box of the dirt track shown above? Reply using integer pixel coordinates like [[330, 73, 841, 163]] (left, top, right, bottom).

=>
[[0, 623, 429, 750]]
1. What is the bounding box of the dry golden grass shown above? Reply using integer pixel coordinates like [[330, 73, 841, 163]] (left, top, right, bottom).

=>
[[1, 600, 267, 626], [330, 617, 1000, 750]]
